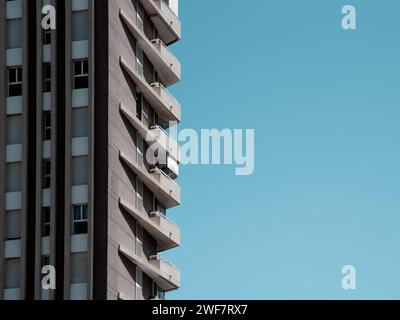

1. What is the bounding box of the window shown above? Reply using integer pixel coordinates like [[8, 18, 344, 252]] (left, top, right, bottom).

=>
[[72, 11, 89, 41], [42, 207, 50, 237], [72, 107, 88, 138], [73, 59, 88, 89], [8, 67, 22, 97], [135, 44, 144, 76], [6, 163, 21, 193], [5, 259, 20, 289], [136, 94, 142, 120], [135, 267, 143, 300], [43, 159, 51, 189], [136, 176, 144, 211], [135, 2, 144, 32], [7, 115, 22, 145], [72, 205, 88, 235], [43, 28, 51, 45], [43, 111, 51, 141], [6, 19, 22, 49], [42, 255, 50, 268], [71, 253, 87, 284], [153, 198, 166, 216], [72, 156, 88, 186], [5, 210, 21, 241], [43, 63, 51, 92], [142, 98, 149, 127], [152, 282, 165, 300]]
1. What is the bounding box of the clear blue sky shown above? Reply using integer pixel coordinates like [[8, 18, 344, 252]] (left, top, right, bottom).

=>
[[165, 0, 400, 299]]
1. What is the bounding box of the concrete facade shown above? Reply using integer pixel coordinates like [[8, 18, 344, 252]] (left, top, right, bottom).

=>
[[0, 0, 181, 300]]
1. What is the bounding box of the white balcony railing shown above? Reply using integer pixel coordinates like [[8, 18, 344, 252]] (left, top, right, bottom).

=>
[[150, 82, 180, 119]]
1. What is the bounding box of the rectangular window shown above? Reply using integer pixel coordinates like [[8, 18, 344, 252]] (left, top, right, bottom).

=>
[[6, 163, 21, 193], [5, 210, 21, 241], [135, 44, 144, 76], [7, 114, 22, 145], [71, 107, 88, 138], [43, 111, 51, 141], [72, 11, 89, 41], [43, 63, 51, 92], [5, 259, 20, 289], [8, 67, 22, 97], [72, 205, 88, 235], [42, 159, 51, 189], [71, 252, 87, 284], [73, 59, 88, 89], [72, 156, 88, 186], [42, 207, 50, 237], [135, 267, 143, 300], [154, 198, 166, 216], [136, 94, 142, 120], [6, 19, 22, 49], [152, 282, 165, 300], [42, 255, 50, 268], [43, 29, 51, 45], [135, 2, 144, 32]]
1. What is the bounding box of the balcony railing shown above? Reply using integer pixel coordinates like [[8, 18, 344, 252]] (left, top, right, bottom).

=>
[[150, 124, 180, 162], [119, 103, 180, 179], [120, 56, 181, 122], [139, 0, 181, 45], [150, 167, 180, 202], [150, 254, 180, 286], [119, 197, 180, 251], [150, 39, 181, 84], [150, 210, 179, 237], [119, 245, 180, 291], [119, 8, 181, 86], [150, 82, 180, 120], [119, 150, 181, 208]]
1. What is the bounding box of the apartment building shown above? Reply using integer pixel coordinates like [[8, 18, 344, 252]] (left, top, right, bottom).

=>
[[0, 0, 182, 300]]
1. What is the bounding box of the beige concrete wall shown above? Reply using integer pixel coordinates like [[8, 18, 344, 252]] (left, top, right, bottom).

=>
[[106, 0, 167, 299], [107, 0, 141, 300]]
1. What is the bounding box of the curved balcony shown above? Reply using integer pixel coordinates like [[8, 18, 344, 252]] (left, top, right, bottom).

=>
[[118, 245, 180, 291], [139, 0, 181, 45], [119, 150, 181, 208], [120, 56, 181, 122], [120, 102, 180, 174], [119, 197, 180, 251], [119, 102, 180, 159], [119, 8, 181, 87]]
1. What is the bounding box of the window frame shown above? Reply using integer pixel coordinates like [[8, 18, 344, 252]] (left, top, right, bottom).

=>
[[73, 59, 89, 89], [7, 66, 22, 97], [152, 282, 165, 300], [42, 207, 51, 237], [42, 159, 51, 189], [43, 111, 51, 141], [72, 204, 88, 235], [42, 255, 50, 268], [43, 63, 51, 93], [43, 28, 51, 45]]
